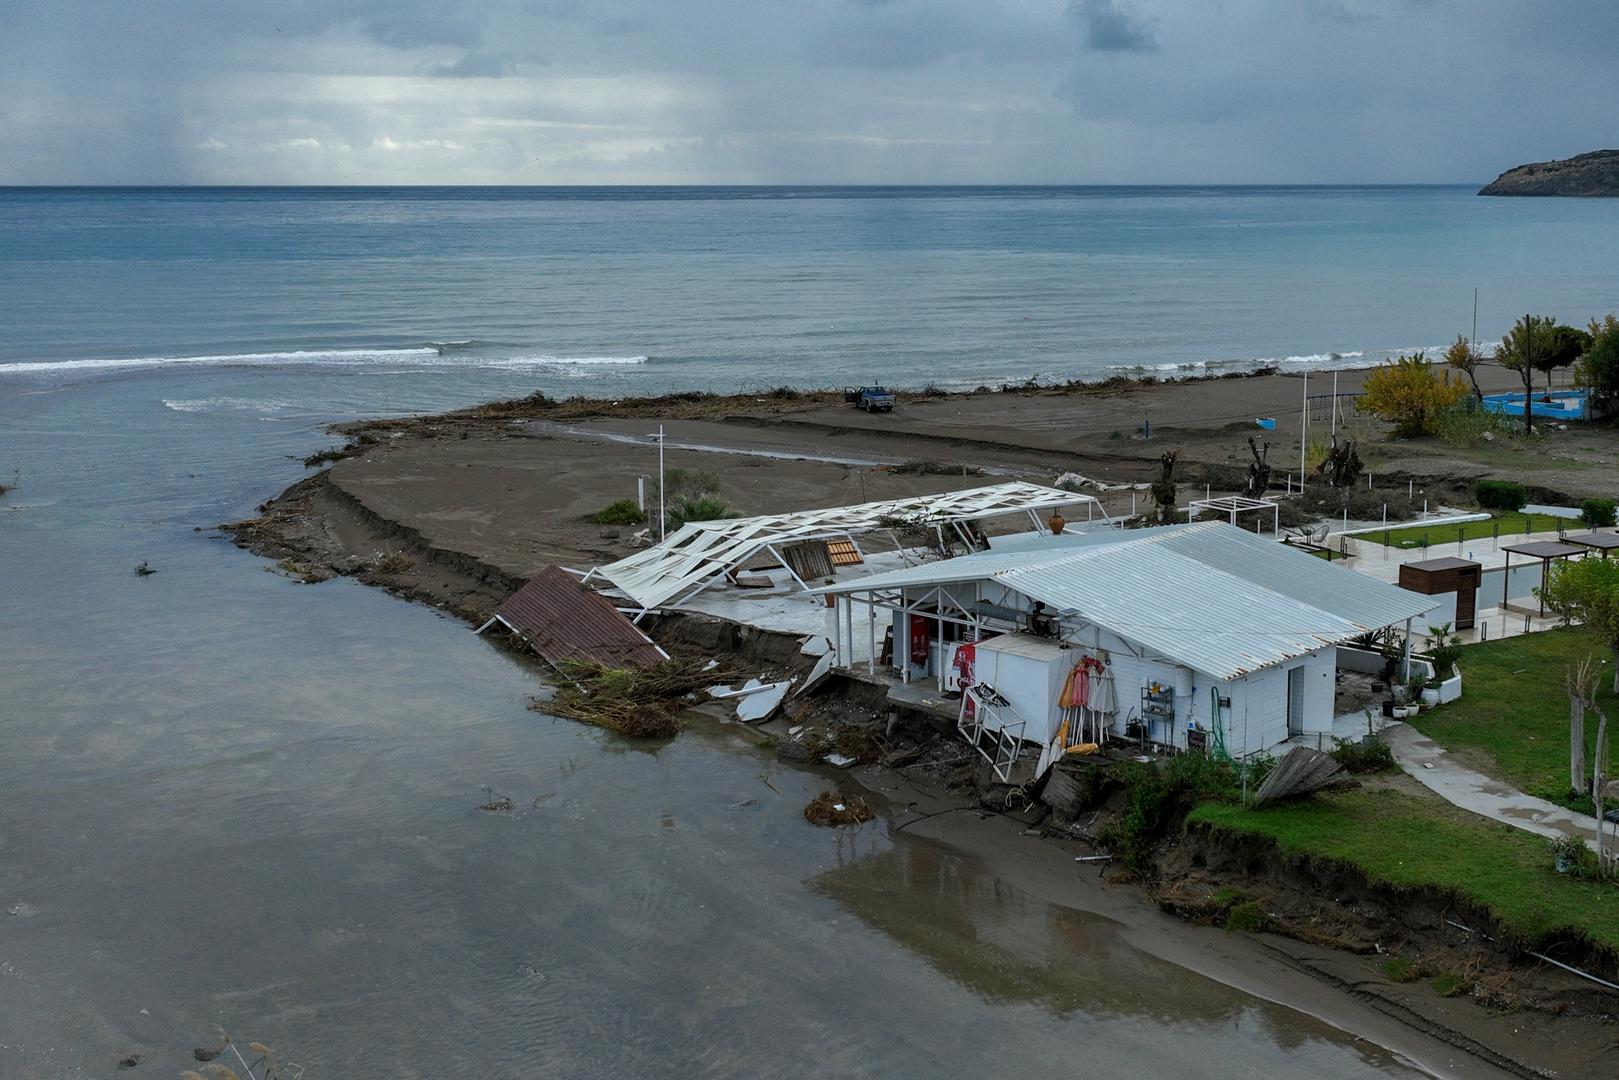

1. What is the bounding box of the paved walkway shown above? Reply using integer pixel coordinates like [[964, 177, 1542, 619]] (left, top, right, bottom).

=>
[[1384, 722, 1607, 848]]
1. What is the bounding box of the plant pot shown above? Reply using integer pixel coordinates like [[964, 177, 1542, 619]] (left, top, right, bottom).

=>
[[1420, 687, 1441, 708], [1381, 698, 1397, 718]]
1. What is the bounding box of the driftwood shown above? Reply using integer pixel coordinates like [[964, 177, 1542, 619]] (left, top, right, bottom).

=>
[[1252, 746, 1348, 806], [1243, 437, 1272, 499]]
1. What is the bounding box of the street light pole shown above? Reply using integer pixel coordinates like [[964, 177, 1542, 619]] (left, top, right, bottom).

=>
[[656, 424, 666, 540]]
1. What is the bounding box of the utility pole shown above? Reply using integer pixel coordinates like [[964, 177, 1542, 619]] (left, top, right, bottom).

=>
[[649, 424, 667, 540], [1299, 371, 1308, 491], [1471, 287, 1478, 352]]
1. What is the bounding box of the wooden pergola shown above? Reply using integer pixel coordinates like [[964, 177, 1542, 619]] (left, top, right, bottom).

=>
[[1502, 539, 1587, 617], [1568, 532, 1619, 560]]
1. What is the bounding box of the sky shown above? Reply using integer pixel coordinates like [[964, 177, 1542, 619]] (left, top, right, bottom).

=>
[[1, 0, 1615, 185]]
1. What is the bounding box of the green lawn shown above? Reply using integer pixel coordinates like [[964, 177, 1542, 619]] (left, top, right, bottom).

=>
[[1409, 628, 1619, 811], [1190, 789, 1619, 954], [1362, 511, 1569, 549]]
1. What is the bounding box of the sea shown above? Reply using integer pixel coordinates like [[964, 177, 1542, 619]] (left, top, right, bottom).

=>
[[2, 186, 1615, 1078]]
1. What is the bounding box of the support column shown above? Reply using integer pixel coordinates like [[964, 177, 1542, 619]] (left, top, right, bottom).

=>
[[1401, 616, 1413, 679], [832, 596, 845, 666], [868, 600, 877, 675]]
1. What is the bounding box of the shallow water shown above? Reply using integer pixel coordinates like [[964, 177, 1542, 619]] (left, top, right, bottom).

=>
[[1, 186, 1577, 1076]]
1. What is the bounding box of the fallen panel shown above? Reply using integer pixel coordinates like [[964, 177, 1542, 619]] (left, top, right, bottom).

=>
[[487, 565, 667, 669], [1252, 746, 1347, 806]]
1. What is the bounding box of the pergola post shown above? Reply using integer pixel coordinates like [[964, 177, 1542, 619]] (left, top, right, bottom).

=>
[[1401, 616, 1413, 679]]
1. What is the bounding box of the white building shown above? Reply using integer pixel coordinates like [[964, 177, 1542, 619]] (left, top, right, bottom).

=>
[[813, 522, 1441, 777]]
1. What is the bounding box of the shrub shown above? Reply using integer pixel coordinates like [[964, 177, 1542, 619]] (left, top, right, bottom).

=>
[[1580, 498, 1617, 528], [667, 496, 736, 530], [1474, 479, 1527, 512], [1101, 754, 1244, 872], [1359, 353, 1467, 437], [1575, 313, 1619, 410], [595, 499, 647, 526], [1330, 733, 1396, 774], [1224, 900, 1266, 933], [1549, 834, 1603, 879]]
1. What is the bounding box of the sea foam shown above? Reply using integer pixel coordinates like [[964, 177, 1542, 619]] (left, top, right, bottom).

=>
[[0, 349, 649, 377]]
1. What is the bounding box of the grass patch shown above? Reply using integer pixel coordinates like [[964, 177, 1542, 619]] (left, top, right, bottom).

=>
[[1430, 971, 1466, 997], [1361, 511, 1567, 549], [1381, 955, 1418, 982], [1189, 788, 1619, 954], [1407, 627, 1619, 810]]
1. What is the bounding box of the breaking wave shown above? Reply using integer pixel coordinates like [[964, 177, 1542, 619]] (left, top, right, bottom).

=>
[[1106, 346, 1449, 377], [0, 349, 650, 377]]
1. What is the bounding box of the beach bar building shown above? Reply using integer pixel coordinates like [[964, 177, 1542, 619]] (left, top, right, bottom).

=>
[[812, 522, 1440, 778]]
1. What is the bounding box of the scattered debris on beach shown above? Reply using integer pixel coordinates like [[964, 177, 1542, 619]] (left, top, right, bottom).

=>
[[536, 657, 746, 738], [804, 790, 875, 826], [478, 787, 515, 812]]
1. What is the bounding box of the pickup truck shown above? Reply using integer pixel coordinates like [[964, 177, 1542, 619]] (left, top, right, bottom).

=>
[[843, 385, 896, 413]]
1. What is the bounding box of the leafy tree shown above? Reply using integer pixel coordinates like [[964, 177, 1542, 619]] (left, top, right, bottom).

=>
[[1496, 315, 1557, 433], [1540, 325, 1591, 395], [1542, 558, 1619, 693], [1443, 334, 1485, 403], [1359, 352, 1466, 437], [1576, 313, 1619, 412]]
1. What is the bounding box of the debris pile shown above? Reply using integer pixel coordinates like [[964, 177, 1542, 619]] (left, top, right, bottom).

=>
[[537, 657, 743, 738], [804, 790, 875, 827]]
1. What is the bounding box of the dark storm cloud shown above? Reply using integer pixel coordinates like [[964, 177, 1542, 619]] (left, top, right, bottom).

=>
[[2, 1, 1617, 184], [1069, 0, 1158, 52]]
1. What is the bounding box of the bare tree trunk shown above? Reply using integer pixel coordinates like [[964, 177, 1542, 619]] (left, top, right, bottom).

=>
[[1593, 705, 1610, 877], [1572, 694, 1588, 796]]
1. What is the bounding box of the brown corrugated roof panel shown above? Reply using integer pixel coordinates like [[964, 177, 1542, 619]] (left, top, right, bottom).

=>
[[493, 566, 667, 669]]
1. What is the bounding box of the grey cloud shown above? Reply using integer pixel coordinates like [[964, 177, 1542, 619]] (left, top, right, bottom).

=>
[[430, 51, 528, 78], [1069, 0, 1158, 52], [2, 0, 1618, 185]]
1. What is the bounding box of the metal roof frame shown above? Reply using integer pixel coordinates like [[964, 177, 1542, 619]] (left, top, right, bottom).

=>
[[1187, 494, 1280, 537], [590, 482, 1104, 612]]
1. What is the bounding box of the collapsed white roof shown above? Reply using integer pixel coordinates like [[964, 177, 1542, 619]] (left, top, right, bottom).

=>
[[813, 521, 1439, 680], [594, 482, 1101, 611]]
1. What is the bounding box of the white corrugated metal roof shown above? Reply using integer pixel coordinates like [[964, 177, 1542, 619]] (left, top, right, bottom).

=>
[[593, 482, 1102, 611], [813, 521, 1438, 680]]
